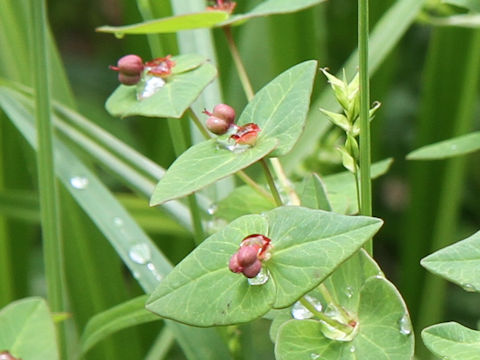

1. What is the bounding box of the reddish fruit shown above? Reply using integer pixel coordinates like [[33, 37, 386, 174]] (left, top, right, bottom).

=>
[[213, 104, 236, 124], [207, 0, 236, 13], [110, 54, 144, 76], [228, 253, 242, 273], [206, 116, 231, 135], [242, 260, 262, 278], [236, 245, 259, 267], [118, 72, 141, 86]]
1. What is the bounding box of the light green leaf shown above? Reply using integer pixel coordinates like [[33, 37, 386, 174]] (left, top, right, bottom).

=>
[[221, 0, 326, 26], [422, 322, 480, 359], [443, 0, 480, 12], [299, 173, 332, 211], [237, 60, 317, 157], [275, 276, 414, 359], [81, 295, 160, 355], [146, 207, 383, 326], [0, 298, 58, 360], [421, 230, 480, 292], [106, 54, 217, 118], [407, 131, 480, 160], [96, 11, 230, 35], [428, 14, 480, 27], [150, 137, 277, 206]]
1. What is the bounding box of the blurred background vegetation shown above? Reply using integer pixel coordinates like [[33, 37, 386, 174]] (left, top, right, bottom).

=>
[[0, 0, 479, 359]]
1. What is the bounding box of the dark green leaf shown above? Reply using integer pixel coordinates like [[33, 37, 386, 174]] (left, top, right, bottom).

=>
[[0, 298, 58, 360], [443, 0, 480, 12], [421, 230, 480, 292], [96, 11, 230, 35], [146, 207, 383, 326], [106, 54, 217, 119], [407, 131, 480, 160], [422, 322, 480, 359]]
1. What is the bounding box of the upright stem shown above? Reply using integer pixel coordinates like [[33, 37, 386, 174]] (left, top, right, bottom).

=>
[[260, 159, 283, 207], [222, 26, 255, 102], [30, 0, 68, 356], [358, 0, 372, 255]]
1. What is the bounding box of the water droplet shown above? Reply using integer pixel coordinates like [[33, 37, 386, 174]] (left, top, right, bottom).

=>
[[375, 274, 384, 280], [215, 137, 252, 154], [291, 302, 314, 320], [128, 244, 151, 265], [310, 353, 321, 360], [207, 203, 218, 215], [318, 319, 358, 342], [146, 262, 163, 282], [349, 345, 356, 353], [136, 73, 166, 100], [462, 283, 477, 292], [114, 32, 125, 39], [70, 176, 89, 190], [113, 217, 124, 227], [248, 267, 269, 286], [132, 271, 140, 280], [345, 286, 354, 298], [399, 313, 412, 336]]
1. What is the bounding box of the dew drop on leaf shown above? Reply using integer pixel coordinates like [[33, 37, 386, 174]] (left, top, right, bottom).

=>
[[310, 353, 321, 360], [147, 262, 163, 281], [207, 203, 218, 215], [129, 243, 152, 265], [215, 137, 252, 154], [114, 32, 125, 39], [291, 301, 314, 320], [398, 313, 412, 336], [112, 217, 124, 227], [345, 286, 354, 298], [70, 176, 89, 190], [136, 73, 166, 100], [462, 283, 476, 292], [247, 267, 269, 286], [349, 345, 356, 353]]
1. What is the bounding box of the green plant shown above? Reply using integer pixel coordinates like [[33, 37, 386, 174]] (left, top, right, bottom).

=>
[[0, 0, 479, 359]]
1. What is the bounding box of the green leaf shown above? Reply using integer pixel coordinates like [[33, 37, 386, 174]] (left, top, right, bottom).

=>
[[428, 14, 480, 27], [106, 54, 217, 118], [422, 322, 480, 359], [237, 60, 318, 157], [221, 0, 327, 26], [81, 295, 160, 355], [150, 137, 277, 206], [299, 173, 332, 211], [443, 0, 480, 12], [0, 298, 58, 360], [146, 207, 383, 326], [421, 230, 480, 292], [275, 276, 414, 359], [96, 11, 230, 35], [407, 131, 480, 160]]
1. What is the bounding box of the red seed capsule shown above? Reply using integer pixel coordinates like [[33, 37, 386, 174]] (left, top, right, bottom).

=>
[[228, 253, 242, 273], [212, 104, 236, 124], [236, 245, 259, 267], [242, 260, 262, 278], [118, 72, 141, 86], [206, 116, 231, 135], [110, 54, 144, 76]]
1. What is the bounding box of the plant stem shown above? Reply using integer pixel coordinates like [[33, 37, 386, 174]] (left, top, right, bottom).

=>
[[260, 159, 283, 207], [222, 26, 255, 102], [30, 0, 68, 357], [187, 107, 211, 140], [358, 0, 372, 255], [299, 297, 353, 334], [270, 158, 301, 205]]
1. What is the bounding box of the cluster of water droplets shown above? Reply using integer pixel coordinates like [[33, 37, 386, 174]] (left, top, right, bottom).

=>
[[136, 71, 166, 100]]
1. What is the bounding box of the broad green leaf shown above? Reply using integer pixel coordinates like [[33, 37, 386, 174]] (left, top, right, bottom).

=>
[[146, 206, 383, 326], [237, 60, 317, 157], [106, 54, 217, 118], [150, 137, 277, 206], [422, 322, 480, 359], [407, 131, 480, 160], [269, 249, 381, 343], [0, 298, 58, 360], [96, 11, 230, 35], [443, 0, 480, 12], [81, 295, 160, 355], [275, 276, 414, 360], [421, 230, 480, 292], [220, 0, 326, 26]]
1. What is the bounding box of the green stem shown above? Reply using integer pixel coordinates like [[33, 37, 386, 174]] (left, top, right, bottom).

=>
[[145, 328, 175, 360], [30, 0, 68, 357], [260, 159, 283, 207], [187, 107, 211, 140], [353, 166, 361, 214], [167, 119, 205, 244], [358, 0, 372, 255], [222, 26, 255, 102], [299, 297, 353, 334]]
